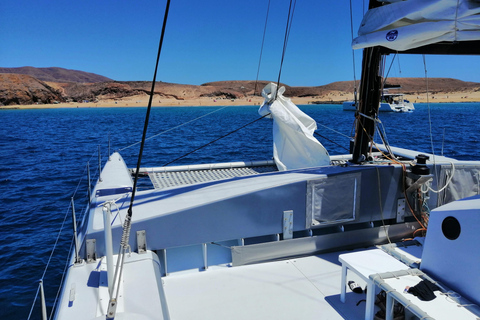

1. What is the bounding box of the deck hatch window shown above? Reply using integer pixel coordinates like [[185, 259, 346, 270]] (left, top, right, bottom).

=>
[[306, 173, 361, 227]]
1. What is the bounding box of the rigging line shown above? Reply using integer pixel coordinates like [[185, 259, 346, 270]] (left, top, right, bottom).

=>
[[313, 131, 349, 152], [316, 122, 351, 139], [107, 2, 171, 315], [375, 123, 396, 159], [375, 167, 392, 244], [254, 0, 272, 96], [382, 53, 397, 88], [128, 0, 171, 221], [397, 54, 402, 74], [163, 113, 271, 166], [27, 285, 41, 320], [423, 54, 441, 197], [349, 0, 358, 102], [275, 0, 297, 97], [117, 106, 229, 152], [70, 162, 89, 199]]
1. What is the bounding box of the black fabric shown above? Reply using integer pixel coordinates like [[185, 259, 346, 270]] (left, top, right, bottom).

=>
[[407, 279, 440, 301]]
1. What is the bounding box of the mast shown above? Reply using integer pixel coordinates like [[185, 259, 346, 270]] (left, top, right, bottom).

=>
[[351, 46, 383, 163], [351, 0, 383, 164]]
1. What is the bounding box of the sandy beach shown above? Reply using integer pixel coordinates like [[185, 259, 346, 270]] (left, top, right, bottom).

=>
[[3, 90, 480, 110]]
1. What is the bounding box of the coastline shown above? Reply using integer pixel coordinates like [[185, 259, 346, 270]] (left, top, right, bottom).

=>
[[3, 91, 480, 109]]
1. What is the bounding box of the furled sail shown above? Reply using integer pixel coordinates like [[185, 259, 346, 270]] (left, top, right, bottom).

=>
[[352, 0, 480, 51], [258, 83, 330, 171]]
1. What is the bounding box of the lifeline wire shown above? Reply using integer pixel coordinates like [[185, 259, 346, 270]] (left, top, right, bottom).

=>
[[28, 142, 108, 319]]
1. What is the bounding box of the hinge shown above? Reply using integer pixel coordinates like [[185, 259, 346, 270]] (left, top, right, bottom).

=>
[[283, 210, 293, 240], [86, 239, 97, 263], [136, 230, 147, 254]]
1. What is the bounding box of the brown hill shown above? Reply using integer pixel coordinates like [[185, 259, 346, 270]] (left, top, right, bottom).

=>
[[0, 67, 112, 83], [1, 70, 480, 106], [383, 77, 480, 94], [0, 73, 64, 105]]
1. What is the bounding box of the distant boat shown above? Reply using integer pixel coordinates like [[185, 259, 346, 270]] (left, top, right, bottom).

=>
[[343, 91, 414, 112]]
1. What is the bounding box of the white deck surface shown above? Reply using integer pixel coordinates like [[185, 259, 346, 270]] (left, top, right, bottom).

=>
[[55, 251, 168, 320], [162, 251, 370, 320]]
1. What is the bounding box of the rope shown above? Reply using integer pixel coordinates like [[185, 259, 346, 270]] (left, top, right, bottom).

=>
[[376, 124, 396, 160], [316, 121, 351, 139], [422, 55, 442, 197], [254, 0, 271, 96], [107, 1, 171, 318], [376, 167, 392, 244], [313, 131, 349, 152], [163, 113, 271, 166], [420, 162, 456, 194], [27, 285, 41, 319], [275, 0, 297, 98], [382, 53, 397, 89], [117, 106, 229, 152], [349, 0, 358, 103], [355, 118, 427, 236], [126, 0, 171, 226]]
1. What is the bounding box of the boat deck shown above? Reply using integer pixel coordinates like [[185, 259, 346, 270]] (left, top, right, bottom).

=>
[[162, 249, 384, 320], [133, 160, 278, 189], [148, 164, 278, 189], [134, 157, 352, 190]]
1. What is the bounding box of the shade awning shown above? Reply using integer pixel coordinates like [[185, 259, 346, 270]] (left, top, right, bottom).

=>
[[352, 0, 480, 51]]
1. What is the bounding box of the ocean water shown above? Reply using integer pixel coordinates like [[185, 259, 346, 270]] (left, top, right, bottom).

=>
[[0, 103, 479, 319]]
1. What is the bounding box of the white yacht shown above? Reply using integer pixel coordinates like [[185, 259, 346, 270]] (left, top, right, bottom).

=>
[[343, 92, 414, 113]]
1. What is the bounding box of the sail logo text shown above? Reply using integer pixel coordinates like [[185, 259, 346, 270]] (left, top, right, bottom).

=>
[[386, 30, 398, 41]]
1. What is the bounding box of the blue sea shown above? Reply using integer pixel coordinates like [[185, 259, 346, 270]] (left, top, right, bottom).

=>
[[1, 103, 479, 319]]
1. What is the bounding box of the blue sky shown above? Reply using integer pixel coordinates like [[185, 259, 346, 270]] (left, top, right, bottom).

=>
[[2, 0, 480, 86]]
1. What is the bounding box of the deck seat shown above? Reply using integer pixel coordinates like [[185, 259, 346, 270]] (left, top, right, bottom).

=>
[[370, 268, 480, 320]]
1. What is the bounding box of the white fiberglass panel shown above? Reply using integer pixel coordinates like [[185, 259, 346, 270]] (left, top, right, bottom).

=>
[[352, 0, 480, 51]]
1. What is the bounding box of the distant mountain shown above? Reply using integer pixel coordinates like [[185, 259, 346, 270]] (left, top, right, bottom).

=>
[[0, 66, 112, 83], [1, 70, 480, 106]]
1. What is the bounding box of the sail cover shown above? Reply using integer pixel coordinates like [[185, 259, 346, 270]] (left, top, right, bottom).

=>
[[352, 0, 480, 51], [258, 83, 330, 171]]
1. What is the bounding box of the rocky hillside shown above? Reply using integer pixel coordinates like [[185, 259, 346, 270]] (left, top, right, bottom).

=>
[[0, 67, 112, 83], [0, 74, 64, 105], [1, 66, 480, 106]]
